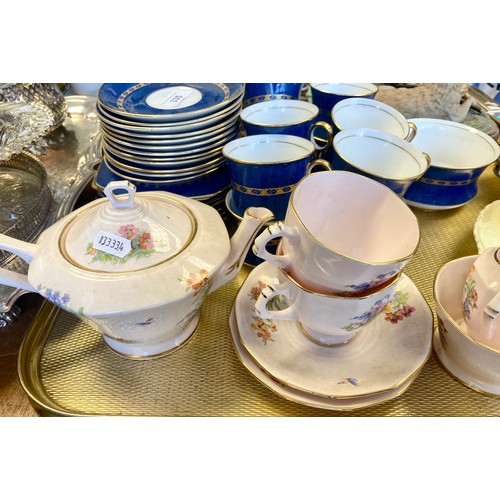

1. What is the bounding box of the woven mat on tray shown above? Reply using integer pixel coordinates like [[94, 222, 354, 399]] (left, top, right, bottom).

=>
[[23, 165, 500, 416]]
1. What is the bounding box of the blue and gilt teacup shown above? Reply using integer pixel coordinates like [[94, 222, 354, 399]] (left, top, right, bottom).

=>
[[240, 99, 333, 153], [222, 134, 331, 221], [311, 83, 378, 124], [331, 97, 417, 141], [332, 128, 431, 197], [243, 83, 303, 108], [403, 118, 500, 210]]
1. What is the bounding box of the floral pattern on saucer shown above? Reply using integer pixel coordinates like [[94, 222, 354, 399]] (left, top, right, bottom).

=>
[[229, 308, 421, 411], [250, 315, 277, 345], [234, 261, 433, 398], [337, 378, 359, 386], [248, 278, 288, 344]]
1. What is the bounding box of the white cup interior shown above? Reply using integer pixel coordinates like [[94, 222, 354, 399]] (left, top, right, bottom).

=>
[[241, 100, 318, 126], [410, 118, 500, 169], [332, 98, 408, 138], [334, 129, 426, 180], [291, 170, 420, 262], [311, 83, 378, 96], [223, 134, 314, 163]]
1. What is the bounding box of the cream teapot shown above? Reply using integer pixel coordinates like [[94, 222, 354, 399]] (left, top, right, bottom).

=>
[[0, 181, 274, 358]]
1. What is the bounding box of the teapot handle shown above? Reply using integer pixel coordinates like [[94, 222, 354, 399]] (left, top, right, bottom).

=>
[[0, 234, 38, 292]]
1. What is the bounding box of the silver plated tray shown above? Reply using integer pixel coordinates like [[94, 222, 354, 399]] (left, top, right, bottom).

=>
[[0, 95, 102, 316]]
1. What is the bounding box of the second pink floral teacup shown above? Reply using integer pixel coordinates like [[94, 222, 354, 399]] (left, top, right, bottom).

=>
[[254, 265, 400, 346], [252, 170, 420, 295]]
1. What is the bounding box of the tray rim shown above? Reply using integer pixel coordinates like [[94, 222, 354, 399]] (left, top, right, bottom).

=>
[[17, 300, 86, 417]]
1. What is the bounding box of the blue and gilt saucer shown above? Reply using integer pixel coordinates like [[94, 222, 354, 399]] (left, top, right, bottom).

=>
[[96, 97, 243, 135], [102, 124, 239, 159], [234, 261, 433, 399], [94, 156, 230, 198], [98, 83, 245, 123]]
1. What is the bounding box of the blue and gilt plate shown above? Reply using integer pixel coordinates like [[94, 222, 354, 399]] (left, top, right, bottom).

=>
[[102, 124, 240, 157], [103, 143, 224, 169], [100, 112, 241, 145], [95, 157, 231, 198], [96, 99, 243, 135], [98, 83, 245, 123]]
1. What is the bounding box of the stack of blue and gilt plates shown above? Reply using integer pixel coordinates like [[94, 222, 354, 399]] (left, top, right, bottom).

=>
[[94, 83, 245, 201]]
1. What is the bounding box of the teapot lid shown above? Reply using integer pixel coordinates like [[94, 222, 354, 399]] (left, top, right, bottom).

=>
[[59, 181, 197, 272]]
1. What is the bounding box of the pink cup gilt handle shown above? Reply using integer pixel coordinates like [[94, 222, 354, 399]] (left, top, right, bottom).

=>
[[254, 282, 296, 321], [306, 158, 332, 174], [252, 222, 297, 268]]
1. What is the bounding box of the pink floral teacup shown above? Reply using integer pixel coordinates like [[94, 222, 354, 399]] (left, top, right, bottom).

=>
[[462, 246, 500, 349], [252, 170, 420, 295], [254, 265, 401, 346]]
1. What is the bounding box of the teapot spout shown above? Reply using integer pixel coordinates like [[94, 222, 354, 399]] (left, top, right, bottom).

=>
[[210, 206, 274, 292]]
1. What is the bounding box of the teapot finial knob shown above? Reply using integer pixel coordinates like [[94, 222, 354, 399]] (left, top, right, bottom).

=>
[[104, 181, 137, 209]]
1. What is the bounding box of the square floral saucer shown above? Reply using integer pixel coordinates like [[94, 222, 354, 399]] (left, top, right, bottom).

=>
[[229, 307, 422, 411], [233, 261, 433, 399]]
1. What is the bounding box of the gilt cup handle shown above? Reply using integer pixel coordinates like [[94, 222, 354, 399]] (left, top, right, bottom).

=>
[[306, 158, 332, 175], [309, 120, 334, 154], [406, 122, 417, 142]]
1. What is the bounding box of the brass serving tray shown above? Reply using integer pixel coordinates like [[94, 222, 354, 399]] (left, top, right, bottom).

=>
[[18, 166, 500, 416]]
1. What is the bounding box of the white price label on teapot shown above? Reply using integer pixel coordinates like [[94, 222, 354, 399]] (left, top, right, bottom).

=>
[[92, 231, 132, 259]]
